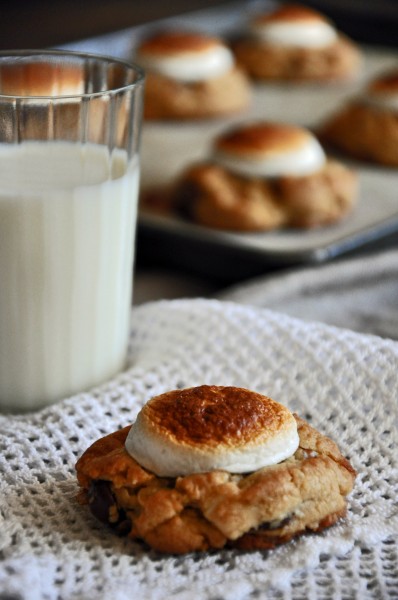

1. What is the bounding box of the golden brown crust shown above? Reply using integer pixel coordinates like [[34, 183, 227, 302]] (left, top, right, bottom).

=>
[[142, 67, 250, 120], [158, 158, 357, 231], [140, 385, 291, 448], [138, 31, 223, 55], [233, 34, 361, 82], [319, 101, 398, 167], [278, 159, 358, 227], [76, 414, 356, 554], [168, 162, 286, 231], [367, 70, 398, 95], [76, 426, 155, 490], [137, 30, 251, 119], [254, 4, 331, 25], [215, 122, 312, 158]]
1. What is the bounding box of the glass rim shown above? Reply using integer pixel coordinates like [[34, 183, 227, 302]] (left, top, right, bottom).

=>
[[0, 49, 145, 100]]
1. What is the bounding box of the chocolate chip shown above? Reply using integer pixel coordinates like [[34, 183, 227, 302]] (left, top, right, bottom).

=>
[[88, 480, 116, 524], [88, 480, 132, 536], [115, 519, 133, 536], [259, 515, 292, 531]]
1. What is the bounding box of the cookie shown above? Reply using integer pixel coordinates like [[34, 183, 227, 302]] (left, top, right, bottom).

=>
[[160, 121, 358, 231], [76, 385, 356, 554], [233, 4, 361, 82], [135, 30, 251, 120], [319, 69, 398, 166]]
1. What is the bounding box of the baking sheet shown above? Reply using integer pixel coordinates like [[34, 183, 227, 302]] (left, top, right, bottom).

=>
[[63, 3, 398, 272], [140, 47, 397, 189], [139, 163, 398, 263], [139, 42, 398, 267]]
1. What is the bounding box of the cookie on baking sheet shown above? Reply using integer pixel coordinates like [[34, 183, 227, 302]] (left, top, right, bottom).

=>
[[232, 4, 362, 82], [76, 385, 356, 554], [134, 30, 251, 120], [158, 121, 358, 231], [319, 69, 398, 167]]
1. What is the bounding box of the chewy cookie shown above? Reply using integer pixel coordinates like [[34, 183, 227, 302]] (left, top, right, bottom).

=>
[[156, 121, 358, 231], [135, 30, 251, 120], [320, 69, 398, 167], [76, 385, 356, 554], [233, 3, 361, 82]]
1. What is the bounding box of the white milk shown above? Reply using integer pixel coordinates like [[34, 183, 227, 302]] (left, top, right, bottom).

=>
[[0, 141, 139, 410]]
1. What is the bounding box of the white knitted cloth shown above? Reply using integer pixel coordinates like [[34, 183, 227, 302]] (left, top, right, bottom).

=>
[[219, 249, 398, 340], [0, 299, 397, 599]]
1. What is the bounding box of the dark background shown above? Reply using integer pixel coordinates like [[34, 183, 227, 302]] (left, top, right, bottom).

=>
[[0, 0, 396, 282], [0, 0, 397, 50]]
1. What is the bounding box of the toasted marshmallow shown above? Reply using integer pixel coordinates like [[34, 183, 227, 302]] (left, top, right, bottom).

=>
[[359, 70, 398, 112], [212, 122, 326, 178], [136, 31, 234, 83], [250, 4, 337, 48], [125, 385, 299, 477]]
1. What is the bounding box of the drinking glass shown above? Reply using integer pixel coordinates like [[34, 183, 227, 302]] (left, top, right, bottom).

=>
[[0, 50, 144, 411]]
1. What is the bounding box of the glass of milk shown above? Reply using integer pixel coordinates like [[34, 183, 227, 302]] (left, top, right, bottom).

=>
[[0, 50, 144, 411]]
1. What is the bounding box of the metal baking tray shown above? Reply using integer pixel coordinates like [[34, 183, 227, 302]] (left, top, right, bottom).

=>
[[62, 3, 398, 279], [138, 41, 398, 278]]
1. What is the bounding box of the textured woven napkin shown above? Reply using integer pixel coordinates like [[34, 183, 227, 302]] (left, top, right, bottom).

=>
[[0, 299, 397, 599], [219, 248, 398, 339]]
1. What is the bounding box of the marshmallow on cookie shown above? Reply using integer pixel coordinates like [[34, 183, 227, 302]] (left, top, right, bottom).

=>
[[233, 3, 362, 82], [166, 121, 358, 230], [135, 30, 251, 119], [76, 385, 357, 554], [125, 386, 299, 476], [359, 70, 398, 113], [250, 4, 338, 49], [320, 69, 398, 166], [212, 122, 326, 178], [136, 31, 234, 83]]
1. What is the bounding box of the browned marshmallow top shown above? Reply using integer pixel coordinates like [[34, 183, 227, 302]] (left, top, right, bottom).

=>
[[142, 385, 289, 445], [125, 385, 299, 476], [212, 122, 326, 177], [254, 4, 331, 25], [136, 30, 235, 82], [359, 69, 398, 112], [215, 122, 313, 158], [367, 70, 398, 95], [137, 31, 224, 57], [250, 4, 337, 49]]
